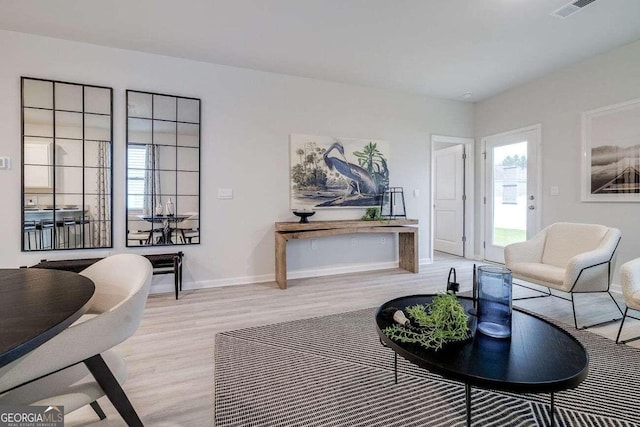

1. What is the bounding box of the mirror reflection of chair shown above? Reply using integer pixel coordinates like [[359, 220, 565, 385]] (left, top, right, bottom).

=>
[[127, 213, 163, 246], [505, 222, 622, 329], [616, 258, 640, 344], [37, 219, 55, 250], [58, 217, 77, 248], [23, 220, 37, 250], [181, 228, 200, 244], [127, 229, 153, 246], [0, 254, 153, 426], [75, 214, 92, 248], [175, 212, 199, 244]]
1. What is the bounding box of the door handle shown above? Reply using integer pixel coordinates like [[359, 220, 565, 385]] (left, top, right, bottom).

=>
[[528, 205, 535, 210]]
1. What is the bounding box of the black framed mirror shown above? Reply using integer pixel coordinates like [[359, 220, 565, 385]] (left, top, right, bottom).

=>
[[21, 77, 113, 251], [126, 90, 200, 247]]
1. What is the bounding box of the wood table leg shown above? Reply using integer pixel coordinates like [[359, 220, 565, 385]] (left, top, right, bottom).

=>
[[398, 229, 419, 273], [275, 232, 287, 289]]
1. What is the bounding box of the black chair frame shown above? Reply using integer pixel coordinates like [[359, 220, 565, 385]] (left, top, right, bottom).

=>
[[615, 307, 640, 344]]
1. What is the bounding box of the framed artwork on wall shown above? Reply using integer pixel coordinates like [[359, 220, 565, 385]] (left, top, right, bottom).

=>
[[290, 134, 390, 210], [582, 98, 640, 202]]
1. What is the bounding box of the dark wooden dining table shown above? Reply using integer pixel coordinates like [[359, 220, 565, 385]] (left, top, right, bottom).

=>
[[0, 268, 95, 368]]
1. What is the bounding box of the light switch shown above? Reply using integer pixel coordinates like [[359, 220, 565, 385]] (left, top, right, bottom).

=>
[[218, 188, 233, 199], [0, 157, 11, 169], [413, 189, 420, 198], [550, 186, 559, 196]]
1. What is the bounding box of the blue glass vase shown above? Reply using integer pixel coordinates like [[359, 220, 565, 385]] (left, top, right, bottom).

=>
[[477, 266, 513, 339]]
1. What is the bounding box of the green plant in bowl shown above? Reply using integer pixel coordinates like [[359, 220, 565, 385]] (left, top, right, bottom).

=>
[[383, 293, 470, 351]]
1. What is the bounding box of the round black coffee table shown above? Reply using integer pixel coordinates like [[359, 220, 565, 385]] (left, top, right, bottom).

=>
[[375, 295, 589, 427]]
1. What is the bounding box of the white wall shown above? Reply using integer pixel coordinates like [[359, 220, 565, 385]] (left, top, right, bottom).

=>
[[475, 39, 640, 274], [0, 30, 474, 292]]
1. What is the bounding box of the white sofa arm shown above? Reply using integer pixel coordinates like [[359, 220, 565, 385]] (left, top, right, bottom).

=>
[[564, 229, 621, 288], [505, 229, 546, 266]]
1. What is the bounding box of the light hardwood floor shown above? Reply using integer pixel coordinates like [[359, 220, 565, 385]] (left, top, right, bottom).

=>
[[66, 253, 640, 426]]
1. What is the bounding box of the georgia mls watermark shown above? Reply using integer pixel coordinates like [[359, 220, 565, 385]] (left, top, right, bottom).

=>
[[0, 406, 64, 427]]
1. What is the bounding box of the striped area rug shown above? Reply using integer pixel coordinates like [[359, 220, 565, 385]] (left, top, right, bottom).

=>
[[215, 309, 640, 426]]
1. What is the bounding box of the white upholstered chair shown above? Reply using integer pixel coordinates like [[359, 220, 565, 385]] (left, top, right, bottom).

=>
[[616, 258, 640, 344], [505, 222, 622, 329], [0, 254, 153, 426]]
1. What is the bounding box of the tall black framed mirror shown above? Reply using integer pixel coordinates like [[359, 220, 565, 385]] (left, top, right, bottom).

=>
[[126, 90, 200, 247], [21, 77, 113, 251]]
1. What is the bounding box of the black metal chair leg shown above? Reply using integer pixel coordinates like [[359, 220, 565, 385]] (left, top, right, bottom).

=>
[[512, 281, 552, 301], [615, 308, 628, 343], [84, 354, 143, 427], [615, 308, 640, 344], [90, 400, 107, 420], [574, 292, 623, 329], [607, 291, 624, 315]]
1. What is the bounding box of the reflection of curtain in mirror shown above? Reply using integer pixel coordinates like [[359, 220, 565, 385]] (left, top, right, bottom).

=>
[[144, 145, 161, 214], [93, 141, 111, 246]]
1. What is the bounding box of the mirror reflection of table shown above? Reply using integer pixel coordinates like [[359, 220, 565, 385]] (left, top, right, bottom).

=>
[[0, 268, 95, 368], [138, 214, 189, 244]]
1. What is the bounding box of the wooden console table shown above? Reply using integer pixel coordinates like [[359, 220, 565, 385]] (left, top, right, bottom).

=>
[[275, 219, 419, 289]]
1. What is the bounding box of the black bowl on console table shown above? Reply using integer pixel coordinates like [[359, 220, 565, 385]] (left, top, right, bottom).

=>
[[292, 210, 315, 223]]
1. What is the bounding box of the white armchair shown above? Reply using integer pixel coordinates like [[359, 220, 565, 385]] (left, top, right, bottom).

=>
[[505, 222, 622, 329], [0, 254, 153, 426], [615, 258, 640, 344]]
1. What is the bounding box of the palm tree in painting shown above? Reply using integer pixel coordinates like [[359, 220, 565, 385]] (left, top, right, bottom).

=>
[[296, 148, 305, 172], [352, 142, 389, 191], [291, 142, 327, 189]]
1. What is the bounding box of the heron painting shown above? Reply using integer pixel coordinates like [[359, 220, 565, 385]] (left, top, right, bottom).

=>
[[290, 134, 390, 209]]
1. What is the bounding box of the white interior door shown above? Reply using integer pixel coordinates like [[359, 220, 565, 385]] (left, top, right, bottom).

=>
[[484, 126, 540, 263], [434, 144, 465, 256]]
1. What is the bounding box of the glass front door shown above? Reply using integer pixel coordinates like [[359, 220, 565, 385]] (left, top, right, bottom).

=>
[[484, 126, 540, 263]]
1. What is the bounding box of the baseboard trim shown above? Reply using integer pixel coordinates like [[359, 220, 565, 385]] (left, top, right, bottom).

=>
[[149, 260, 414, 295]]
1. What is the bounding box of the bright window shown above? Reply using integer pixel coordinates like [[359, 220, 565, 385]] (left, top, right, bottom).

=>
[[127, 145, 146, 210]]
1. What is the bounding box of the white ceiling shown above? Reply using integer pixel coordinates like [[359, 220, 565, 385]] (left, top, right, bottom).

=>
[[1, 0, 639, 102]]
